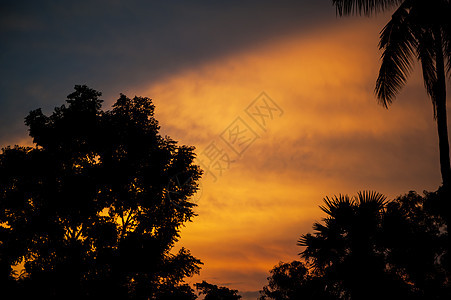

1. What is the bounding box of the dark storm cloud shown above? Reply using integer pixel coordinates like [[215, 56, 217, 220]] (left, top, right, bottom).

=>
[[0, 0, 333, 146]]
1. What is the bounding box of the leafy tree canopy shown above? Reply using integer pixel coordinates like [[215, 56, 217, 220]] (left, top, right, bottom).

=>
[[195, 280, 242, 300], [259, 261, 334, 300], [0, 85, 203, 299]]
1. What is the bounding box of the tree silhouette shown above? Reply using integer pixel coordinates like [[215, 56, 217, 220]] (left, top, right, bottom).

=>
[[382, 190, 448, 298], [332, 0, 451, 188], [195, 281, 242, 300], [0, 85, 203, 299], [299, 192, 397, 299], [297, 190, 449, 299], [259, 261, 335, 300]]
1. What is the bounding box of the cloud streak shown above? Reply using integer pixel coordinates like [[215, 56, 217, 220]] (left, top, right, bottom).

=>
[[2, 1, 448, 298], [140, 18, 446, 294], [0, 0, 335, 147]]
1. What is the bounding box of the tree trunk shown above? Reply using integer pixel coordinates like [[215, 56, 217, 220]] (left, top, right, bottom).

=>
[[433, 27, 451, 190], [433, 26, 451, 285]]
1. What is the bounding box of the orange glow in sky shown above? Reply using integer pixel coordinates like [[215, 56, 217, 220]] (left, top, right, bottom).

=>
[[129, 17, 447, 296], [4, 2, 451, 299]]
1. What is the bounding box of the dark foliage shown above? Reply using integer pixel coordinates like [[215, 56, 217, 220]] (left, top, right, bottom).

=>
[[298, 190, 449, 299], [195, 280, 242, 300], [259, 261, 335, 300], [262, 190, 450, 299], [0, 85, 203, 299]]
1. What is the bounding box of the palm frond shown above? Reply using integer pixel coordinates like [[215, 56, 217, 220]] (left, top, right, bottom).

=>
[[319, 195, 354, 217], [312, 221, 329, 233], [445, 30, 451, 76], [298, 232, 344, 271], [442, 4, 451, 75], [356, 191, 387, 219], [356, 190, 387, 206], [375, 1, 417, 106], [332, 0, 404, 16], [298, 233, 313, 248]]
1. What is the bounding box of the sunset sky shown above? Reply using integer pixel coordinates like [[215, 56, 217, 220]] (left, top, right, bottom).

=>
[[1, 1, 449, 298]]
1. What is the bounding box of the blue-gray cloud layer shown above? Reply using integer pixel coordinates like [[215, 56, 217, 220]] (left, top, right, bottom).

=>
[[0, 0, 333, 146]]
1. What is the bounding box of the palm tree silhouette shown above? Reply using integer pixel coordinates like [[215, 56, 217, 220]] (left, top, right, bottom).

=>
[[298, 190, 449, 298], [298, 191, 409, 299], [333, 0, 451, 188]]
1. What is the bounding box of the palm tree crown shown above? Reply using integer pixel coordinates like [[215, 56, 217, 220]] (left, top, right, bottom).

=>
[[333, 0, 451, 187]]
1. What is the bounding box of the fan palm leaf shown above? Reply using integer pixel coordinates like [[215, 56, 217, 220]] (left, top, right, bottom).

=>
[[299, 191, 386, 272], [332, 0, 404, 16]]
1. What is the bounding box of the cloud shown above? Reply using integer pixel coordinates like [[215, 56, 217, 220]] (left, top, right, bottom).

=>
[[0, 0, 335, 147], [143, 18, 446, 292], [2, 0, 448, 294]]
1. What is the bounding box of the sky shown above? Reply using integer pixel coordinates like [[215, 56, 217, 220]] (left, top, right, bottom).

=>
[[1, 1, 449, 299]]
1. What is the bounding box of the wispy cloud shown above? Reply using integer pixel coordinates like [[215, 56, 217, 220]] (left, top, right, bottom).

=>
[[142, 19, 444, 292], [2, 0, 446, 294]]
